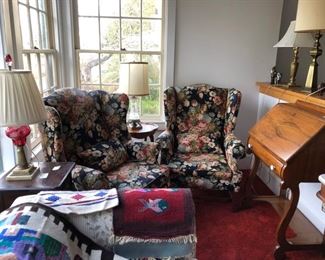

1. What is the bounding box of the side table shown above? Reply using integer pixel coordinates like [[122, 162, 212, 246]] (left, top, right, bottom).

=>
[[0, 161, 75, 211], [128, 123, 159, 142]]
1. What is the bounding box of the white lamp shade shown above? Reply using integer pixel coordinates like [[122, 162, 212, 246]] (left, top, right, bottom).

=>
[[0, 70, 47, 127], [274, 21, 314, 48], [118, 62, 149, 96], [295, 0, 325, 32]]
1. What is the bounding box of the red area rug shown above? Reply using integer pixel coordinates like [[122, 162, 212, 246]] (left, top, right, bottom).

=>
[[194, 177, 323, 260]]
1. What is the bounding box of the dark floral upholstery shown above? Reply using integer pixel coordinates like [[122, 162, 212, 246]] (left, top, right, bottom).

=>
[[39, 88, 169, 190], [157, 84, 245, 193]]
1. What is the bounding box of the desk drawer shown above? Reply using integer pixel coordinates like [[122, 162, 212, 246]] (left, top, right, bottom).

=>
[[248, 137, 285, 178]]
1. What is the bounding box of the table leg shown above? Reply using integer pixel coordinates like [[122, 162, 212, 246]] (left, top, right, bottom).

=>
[[150, 135, 154, 142], [274, 184, 300, 260]]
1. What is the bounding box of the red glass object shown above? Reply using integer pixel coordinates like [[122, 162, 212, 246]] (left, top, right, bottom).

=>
[[5, 125, 31, 146]]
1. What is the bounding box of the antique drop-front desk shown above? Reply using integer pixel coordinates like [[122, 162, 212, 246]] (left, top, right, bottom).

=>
[[248, 100, 325, 259]]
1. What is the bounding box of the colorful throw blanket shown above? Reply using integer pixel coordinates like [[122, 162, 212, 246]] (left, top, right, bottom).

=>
[[113, 188, 196, 244], [11, 189, 118, 215], [0, 203, 114, 260]]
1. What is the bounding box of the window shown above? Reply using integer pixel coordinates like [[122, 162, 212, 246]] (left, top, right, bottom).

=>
[[75, 0, 164, 119], [17, 0, 58, 148]]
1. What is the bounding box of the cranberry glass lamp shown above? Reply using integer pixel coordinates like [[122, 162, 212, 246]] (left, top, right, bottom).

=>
[[0, 70, 47, 180]]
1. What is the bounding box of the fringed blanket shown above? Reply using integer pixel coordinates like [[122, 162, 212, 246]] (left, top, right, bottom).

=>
[[113, 188, 196, 244], [0, 203, 115, 260], [11, 189, 118, 215]]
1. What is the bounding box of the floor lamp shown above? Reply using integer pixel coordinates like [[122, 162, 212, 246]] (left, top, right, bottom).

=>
[[0, 70, 47, 181], [295, 0, 325, 92]]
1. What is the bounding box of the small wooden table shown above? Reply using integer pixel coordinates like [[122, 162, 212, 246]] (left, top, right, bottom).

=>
[[128, 123, 159, 142], [0, 162, 75, 211]]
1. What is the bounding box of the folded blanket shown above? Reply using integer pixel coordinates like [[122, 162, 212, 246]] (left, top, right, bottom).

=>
[[113, 188, 196, 244], [0, 203, 115, 260], [11, 189, 118, 215]]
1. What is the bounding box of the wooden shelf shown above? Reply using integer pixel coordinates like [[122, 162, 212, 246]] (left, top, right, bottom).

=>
[[257, 82, 325, 107]]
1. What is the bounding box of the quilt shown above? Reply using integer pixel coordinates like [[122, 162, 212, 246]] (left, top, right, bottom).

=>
[[0, 203, 114, 260]]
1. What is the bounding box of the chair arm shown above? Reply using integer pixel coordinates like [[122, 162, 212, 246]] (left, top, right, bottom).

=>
[[156, 130, 175, 164], [71, 165, 110, 190], [126, 140, 159, 164], [38, 106, 66, 162], [224, 133, 246, 171]]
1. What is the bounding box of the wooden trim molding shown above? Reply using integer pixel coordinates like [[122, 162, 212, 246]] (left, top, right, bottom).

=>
[[257, 82, 325, 107]]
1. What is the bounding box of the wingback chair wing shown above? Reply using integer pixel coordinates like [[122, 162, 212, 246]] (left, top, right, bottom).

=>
[[39, 88, 169, 190], [157, 84, 247, 209]]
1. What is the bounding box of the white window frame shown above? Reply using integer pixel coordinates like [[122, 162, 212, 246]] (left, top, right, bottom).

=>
[[73, 0, 166, 121]]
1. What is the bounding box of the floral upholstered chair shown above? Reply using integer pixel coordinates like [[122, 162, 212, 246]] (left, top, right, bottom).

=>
[[157, 84, 247, 209], [39, 88, 169, 190]]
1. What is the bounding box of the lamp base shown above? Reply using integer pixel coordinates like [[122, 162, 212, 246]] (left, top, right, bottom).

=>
[[128, 119, 142, 130], [6, 164, 38, 181]]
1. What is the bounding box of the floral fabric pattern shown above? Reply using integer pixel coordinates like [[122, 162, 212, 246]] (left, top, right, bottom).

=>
[[161, 84, 246, 192], [78, 140, 128, 172], [40, 88, 168, 191], [126, 141, 159, 164]]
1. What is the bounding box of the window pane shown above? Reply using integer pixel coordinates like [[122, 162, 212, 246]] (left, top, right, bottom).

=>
[[141, 85, 160, 115], [121, 19, 140, 51], [121, 0, 140, 17], [142, 54, 160, 84], [18, 0, 28, 4], [81, 85, 101, 91], [142, 0, 162, 18], [38, 0, 46, 11], [142, 20, 161, 51], [79, 18, 99, 49], [102, 85, 119, 92], [30, 54, 41, 89], [101, 54, 119, 84], [30, 9, 40, 48], [29, 0, 37, 8], [78, 0, 98, 16], [100, 18, 120, 50], [121, 53, 140, 62], [39, 12, 49, 48], [79, 53, 100, 84], [22, 54, 30, 70], [100, 0, 119, 16], [19, 4, 31, 49], [41, 54, 50, 91]]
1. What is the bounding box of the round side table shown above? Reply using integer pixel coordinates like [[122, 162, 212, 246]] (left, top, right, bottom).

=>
[[128, 123, 159, 142]]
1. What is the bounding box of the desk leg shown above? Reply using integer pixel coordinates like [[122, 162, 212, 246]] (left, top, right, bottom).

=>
[[274, 185, 300, 260], [249, 156, 260, 195]]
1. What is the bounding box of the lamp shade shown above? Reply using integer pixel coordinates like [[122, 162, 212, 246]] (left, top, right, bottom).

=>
[[0, 70, 47, 127], [295, 0, 325, 32], [274, 21, 314, 48], [118, 62, 149, 96]]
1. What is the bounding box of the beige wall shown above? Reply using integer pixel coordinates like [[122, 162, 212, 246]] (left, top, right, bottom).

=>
[[174, 0, 283, 168]]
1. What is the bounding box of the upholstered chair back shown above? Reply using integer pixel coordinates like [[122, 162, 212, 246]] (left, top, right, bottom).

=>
[[164, 84, 241, 154], [41, 88, 130, 162]]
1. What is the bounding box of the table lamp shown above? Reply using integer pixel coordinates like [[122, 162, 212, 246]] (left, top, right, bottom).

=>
[[274, 20, 314, 87], [295, 0, 325, 92], [0, 70, 47, 181], [119, 61, 149, 129]]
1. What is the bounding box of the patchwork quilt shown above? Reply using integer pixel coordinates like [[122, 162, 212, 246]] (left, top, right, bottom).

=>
[[0, 203, 114, 260]]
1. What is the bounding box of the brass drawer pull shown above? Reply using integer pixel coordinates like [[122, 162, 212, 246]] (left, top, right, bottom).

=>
[[270, 165, 275, 171]]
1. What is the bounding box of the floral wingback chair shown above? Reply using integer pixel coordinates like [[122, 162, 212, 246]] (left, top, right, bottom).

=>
[[39, 88, 169, 190], [157, 84, 247, 209]]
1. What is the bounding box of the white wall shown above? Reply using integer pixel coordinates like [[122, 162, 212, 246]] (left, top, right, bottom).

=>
[[174, 0, 283, 168]]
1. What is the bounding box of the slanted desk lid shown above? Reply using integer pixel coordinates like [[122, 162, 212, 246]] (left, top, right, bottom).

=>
[[249, 103, 325, 162]]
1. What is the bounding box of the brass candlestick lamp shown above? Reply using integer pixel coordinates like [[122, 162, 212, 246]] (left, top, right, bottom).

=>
[[273, 20, 314, 87], [295, 0, 325, 92]]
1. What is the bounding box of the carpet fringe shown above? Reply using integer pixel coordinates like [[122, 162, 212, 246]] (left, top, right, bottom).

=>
[[114, 234, 197, 245]]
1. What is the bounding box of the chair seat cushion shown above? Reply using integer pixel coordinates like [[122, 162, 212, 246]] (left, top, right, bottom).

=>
[[177, 133, 223, 154], [78, 140, 128, 172], [168, 152, 235, 190], [106, 162, 170, 189]]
